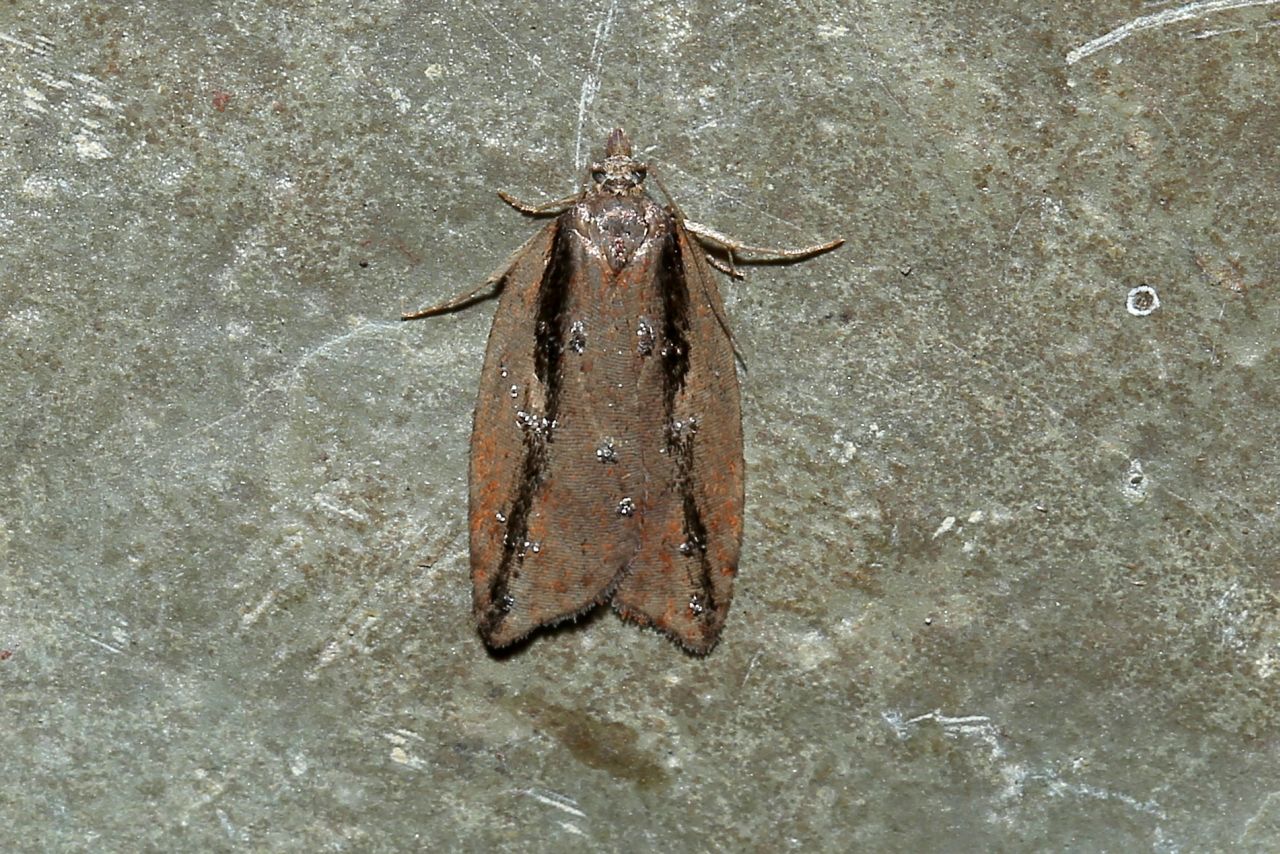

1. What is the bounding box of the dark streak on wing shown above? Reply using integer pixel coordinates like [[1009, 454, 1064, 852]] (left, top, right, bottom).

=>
[[533, 218, 573, 413], [657, 225, 716, 612], [482, 219, 572, 632], [658, 230, 691, 394]]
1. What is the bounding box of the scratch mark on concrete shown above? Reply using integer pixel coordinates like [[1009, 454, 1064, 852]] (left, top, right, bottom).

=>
[[475, 12, 559, 88], [884, 708, 1005, 759], [573, 0, 619, 169], [148, 321, 397, 467], [1032, 768, 1168, 820], [1240, 791, 1280, 845], [82, 633, 124, 654], [1192, 16, 1280, 38], [239, 589, 278, 629], [1191, 23, 1248, 38], [0, 30, 43, 54], [520, 787, 587, 818], [1067, 0, 1280, 65], [314, 494, 372, 524], [308, 611, 380, 678]]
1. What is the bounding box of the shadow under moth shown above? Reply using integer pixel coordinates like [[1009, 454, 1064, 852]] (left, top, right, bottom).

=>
[[403, 128, 841, 655]]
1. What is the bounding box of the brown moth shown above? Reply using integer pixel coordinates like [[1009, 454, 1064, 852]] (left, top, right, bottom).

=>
[[404, 129, 841, 654]]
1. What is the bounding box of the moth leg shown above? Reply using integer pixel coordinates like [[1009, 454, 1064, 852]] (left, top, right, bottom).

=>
[[401, 227, 552, 320], [684, 220, 845, 261], [497, 190, 580, 216], [650, 170, 842, 263], [401, 281, 500, 320], [703, 251, 744, 280]]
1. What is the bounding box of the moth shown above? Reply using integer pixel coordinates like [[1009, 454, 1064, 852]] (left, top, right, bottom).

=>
[[404, 129, 841, 654]]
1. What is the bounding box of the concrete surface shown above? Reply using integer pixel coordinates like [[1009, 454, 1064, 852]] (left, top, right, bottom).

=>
[[3, 1, 1278, 850]]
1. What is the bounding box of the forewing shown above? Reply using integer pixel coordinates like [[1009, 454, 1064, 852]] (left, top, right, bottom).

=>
[[470, 217, 645, 647], [611, 216, 745, 654]]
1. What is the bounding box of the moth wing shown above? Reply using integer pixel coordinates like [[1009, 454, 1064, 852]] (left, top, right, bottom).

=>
[[611, 217, 744, 654], [469, 219, 640, 647], [468, 220, 562, 646]]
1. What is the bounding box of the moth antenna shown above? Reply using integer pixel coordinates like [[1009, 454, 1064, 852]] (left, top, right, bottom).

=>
[[497, 190, 581, 217]]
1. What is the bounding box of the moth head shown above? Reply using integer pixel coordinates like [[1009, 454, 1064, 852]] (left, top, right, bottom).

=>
[[604, 127, 632, 157], [590, 128, 648, 195]]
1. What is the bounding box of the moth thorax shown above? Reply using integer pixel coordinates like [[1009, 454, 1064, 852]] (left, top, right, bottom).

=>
[[590, 158, 648, 195], [597, 206, 647, 271]]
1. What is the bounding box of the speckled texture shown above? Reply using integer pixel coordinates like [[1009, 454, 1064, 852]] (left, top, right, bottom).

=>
[[2, 1, 1278, 850]]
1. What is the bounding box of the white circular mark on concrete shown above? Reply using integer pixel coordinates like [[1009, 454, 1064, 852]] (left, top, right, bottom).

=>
[[1126, 285, 1160, 316]]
